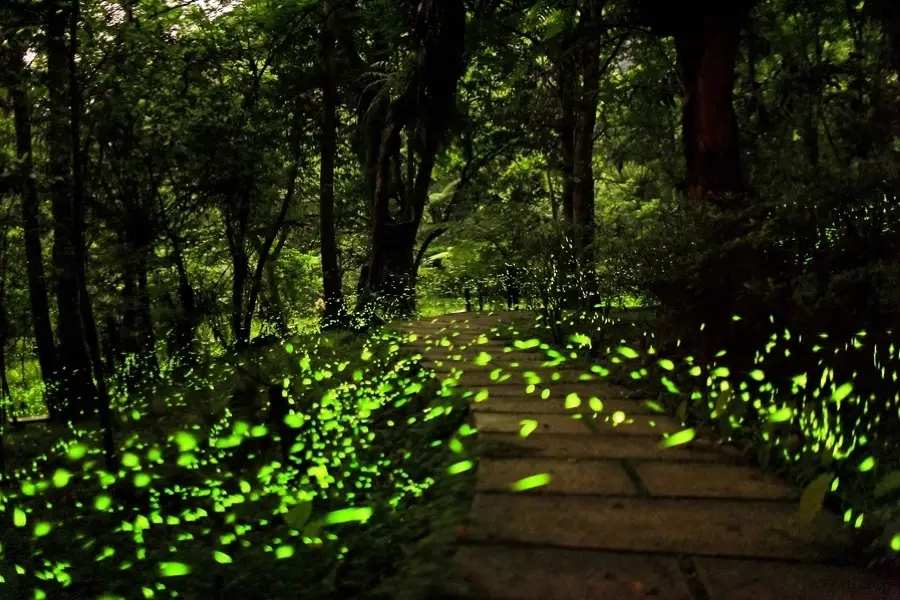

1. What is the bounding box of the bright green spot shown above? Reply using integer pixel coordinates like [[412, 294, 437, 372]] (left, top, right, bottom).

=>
[[158, 562, 191, 577], [510, 473, 551, 492], [832, 382, 853, 402], [660, 429, 695, 448], [52, 469, 72, 488], [519, 419, 538, 437], [322, 507, 373, 525], [564, 393, 581, 410]]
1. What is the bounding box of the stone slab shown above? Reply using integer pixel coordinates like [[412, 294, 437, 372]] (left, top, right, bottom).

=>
[[475, 458, 637, 495], [477, 432, 738, 462], [693, 558, 900, 600], [441, 544, 692, 600], [470, 396, 650, 415], [475, 412, 593, 435], [449, 370, 603, 386], [469, 380, 634, 399], [635, 462, 798, 500], [474, 412, 681, 436], [466, 494, 853, 561]]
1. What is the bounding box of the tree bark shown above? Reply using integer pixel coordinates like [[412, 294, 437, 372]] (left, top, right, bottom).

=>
[[671, 8, 746, 206], [8, 42, 58, 396], [572, 15, 601, 286], [46, 0, 99, 420], [319, 4, 347, 328], [357, 0, 466, 318]]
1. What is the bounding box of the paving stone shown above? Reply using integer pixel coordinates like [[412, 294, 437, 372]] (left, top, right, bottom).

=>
[[635, 462, 798, 500], [470, 396, 650, 415], [471, 380, 634, 399], [474, 412, 681, 436], [441, 544, 692, 600], [693, 558, 900, 600], [449, 369, 603, 386], [475, 412, 591, 435], [478, 432, 738, 461], [466, 494, 853, 561], [475, 458, 637, 495]]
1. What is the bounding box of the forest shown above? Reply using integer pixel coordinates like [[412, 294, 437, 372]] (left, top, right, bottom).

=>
[[1, 0, 900, 597]]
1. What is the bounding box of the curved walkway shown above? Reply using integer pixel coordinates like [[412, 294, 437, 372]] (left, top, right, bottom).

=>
[[397, 312, 899, 600]]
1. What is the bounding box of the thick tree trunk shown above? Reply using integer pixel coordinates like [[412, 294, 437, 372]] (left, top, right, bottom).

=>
[[319, 7, 347, 328], [357, 0, 465, 319], [9, 43, 57, 395], [46, 0, 98, 420], [672, 10, 745, 206]]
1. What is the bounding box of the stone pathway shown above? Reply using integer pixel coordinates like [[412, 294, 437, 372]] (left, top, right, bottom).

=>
[[396, 312, 900, 600]]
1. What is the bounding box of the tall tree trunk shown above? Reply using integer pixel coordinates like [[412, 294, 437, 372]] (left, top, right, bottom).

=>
[[319, 4, 347, 328], [671, 9, 746, 206], [68, 0, 116, 467], [264, 230, 290, 337], [46, 0, 98, 420], [637, 0, 756, 368], [572, 25, 601, 294], [357, 0, 466, 318], [9, 42, 57, 397]]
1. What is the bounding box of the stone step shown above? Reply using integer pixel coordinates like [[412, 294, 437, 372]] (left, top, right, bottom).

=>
[[464, 494, 853, 561], [692, 557, 900, 600], [468, 396, 652, 415], [439, 370, 609, 386], [634, 461, 798, 501], [461, 380, 634, 399], [477, 432, 739, 462], [474, 412, 681, 436], [439, 545, 899, 600], [440, 544, 691, 600], [475, 458, 638, 496]]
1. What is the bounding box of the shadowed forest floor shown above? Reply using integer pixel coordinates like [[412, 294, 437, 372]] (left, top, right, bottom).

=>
[[396, 312, 900, 600]]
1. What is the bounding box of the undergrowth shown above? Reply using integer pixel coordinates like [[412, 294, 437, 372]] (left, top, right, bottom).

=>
[[0, 328, 475, 599]]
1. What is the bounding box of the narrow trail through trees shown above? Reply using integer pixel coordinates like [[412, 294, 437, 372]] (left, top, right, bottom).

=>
[[397, 312, 898, 600]]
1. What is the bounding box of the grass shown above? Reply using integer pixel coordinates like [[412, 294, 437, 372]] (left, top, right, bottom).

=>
[[0, 326, 476, 599]]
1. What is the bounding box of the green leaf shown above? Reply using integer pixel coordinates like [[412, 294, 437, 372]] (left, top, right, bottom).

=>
[[657, 359, 674, 371], [676, 400, 687, 422], [874, 471, 900, 499], [285, 500, 313, 528], [797, 473, 833, 526]]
